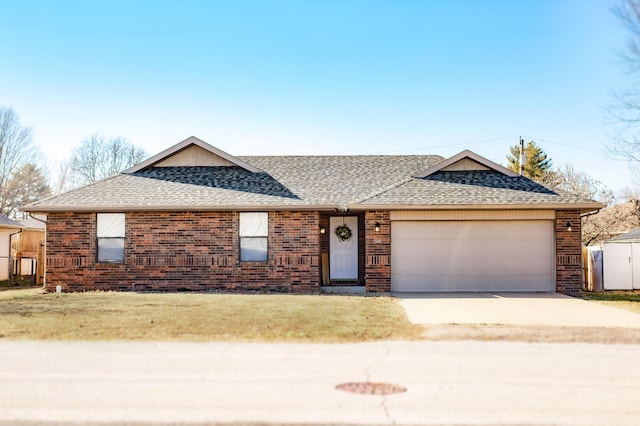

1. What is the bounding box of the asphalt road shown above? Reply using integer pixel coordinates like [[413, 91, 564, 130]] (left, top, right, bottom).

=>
[[1, 340, 639, 425]]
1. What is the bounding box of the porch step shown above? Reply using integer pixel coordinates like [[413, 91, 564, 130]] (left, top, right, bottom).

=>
[[320, 286, 366, 295]]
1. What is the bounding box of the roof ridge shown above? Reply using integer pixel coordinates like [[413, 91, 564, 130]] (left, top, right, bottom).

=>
[[348, 176, 416, 206], [238, 154, 442, 159]]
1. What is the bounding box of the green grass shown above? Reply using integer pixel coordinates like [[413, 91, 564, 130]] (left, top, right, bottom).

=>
[[0, 277, 39, 289], [0, 289, 423, 342], [582, 290, 640, 314], [582, 290, 640, 302]]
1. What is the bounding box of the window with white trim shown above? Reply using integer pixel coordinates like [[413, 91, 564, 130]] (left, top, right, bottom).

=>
[[97, 213, 125, 263], [239, 212, 268, 262]]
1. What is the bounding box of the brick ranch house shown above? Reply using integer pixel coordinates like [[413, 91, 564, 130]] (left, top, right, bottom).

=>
[[24, 136, 603, 296]]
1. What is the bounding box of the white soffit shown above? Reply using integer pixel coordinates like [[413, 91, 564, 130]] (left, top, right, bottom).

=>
[[123, 136, 264, 174], [390, 210, 556, 221], [414, 150, 519, 178]]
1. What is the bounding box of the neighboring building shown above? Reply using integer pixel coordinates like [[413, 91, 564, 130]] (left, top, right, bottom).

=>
[[24, 137, 603, 296], [603, 229, 640, 290], [0, 215, 23, 281], [13, 215, 46, 283]]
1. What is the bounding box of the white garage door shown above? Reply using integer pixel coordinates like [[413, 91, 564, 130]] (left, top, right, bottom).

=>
[[391, 220, 554, 292]]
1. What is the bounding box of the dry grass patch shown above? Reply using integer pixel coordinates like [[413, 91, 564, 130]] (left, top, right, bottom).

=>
[[0, 290, 422, 342], [423, 324, 640, 344]]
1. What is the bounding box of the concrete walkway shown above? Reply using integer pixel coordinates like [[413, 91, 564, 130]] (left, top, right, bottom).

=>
[[2, 340, 640, 425], [395, 292, 640, 327]]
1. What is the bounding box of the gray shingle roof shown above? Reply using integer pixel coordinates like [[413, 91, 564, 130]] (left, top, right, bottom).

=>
[[24, 153, 602, 212], [135, 166, 299, 199], [0, 214, 23, 229], [609, 228, 640, 242], [360, 171, 592, 206]]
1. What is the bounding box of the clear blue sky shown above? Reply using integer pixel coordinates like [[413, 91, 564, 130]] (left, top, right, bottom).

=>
[[0, 0, 633, 195]]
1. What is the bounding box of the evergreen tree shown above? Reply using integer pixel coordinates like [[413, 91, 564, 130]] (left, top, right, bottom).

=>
[[506, 140, 552, 181]]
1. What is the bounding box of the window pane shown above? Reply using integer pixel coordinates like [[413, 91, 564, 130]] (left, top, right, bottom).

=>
[[239, 212, 268, 237], [97, 213, 125, 237], [98, 238, 125, 263], [240, 237, 268, 262]]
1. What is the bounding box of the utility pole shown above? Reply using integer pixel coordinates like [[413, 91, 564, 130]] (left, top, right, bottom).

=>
[[519, 137, 525, 176]]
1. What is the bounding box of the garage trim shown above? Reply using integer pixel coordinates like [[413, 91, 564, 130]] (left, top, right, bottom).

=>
[[390, 210, 555, 221]]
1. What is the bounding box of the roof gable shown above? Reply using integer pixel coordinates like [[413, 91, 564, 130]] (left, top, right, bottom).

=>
[[414, 150, 518, 178], [123, 136, 264, 174]]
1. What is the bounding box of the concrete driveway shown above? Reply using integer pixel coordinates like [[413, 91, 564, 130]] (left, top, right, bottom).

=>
[[395, 292, 640, 328]]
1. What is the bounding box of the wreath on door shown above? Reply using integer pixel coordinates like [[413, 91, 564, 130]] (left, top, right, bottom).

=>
[[334, 224, 353, 242]]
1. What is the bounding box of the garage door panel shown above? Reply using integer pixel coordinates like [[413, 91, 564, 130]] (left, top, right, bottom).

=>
[[391, 220, 554, 292], [396, 254, 553, 276], [392, 242, 442, 259], [392, 272, 554, 292]]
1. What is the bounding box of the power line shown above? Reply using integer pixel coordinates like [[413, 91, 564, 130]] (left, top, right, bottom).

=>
[[368, 136, 518, 155]]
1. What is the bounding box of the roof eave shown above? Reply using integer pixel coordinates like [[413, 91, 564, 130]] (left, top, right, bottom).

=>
[[0, 225, 24, 230], [25, 201, 606, 214], [349, 202, 605, 214], [22, 204, 344, 213]]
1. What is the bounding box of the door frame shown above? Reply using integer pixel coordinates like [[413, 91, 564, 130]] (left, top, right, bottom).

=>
[[329, 216, 359, 280]]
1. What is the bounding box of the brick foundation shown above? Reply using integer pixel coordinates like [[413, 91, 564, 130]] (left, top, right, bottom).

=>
[[45, 211, 320, 293]]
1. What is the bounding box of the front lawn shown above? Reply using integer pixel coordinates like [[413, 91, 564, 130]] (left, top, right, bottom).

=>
[[0, 289, 423, 342], [582, 290, 640, 314]]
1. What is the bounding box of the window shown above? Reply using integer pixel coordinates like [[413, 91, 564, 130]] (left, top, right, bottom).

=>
[[97, 213, 125, 263], [240, 212, 268, 262]]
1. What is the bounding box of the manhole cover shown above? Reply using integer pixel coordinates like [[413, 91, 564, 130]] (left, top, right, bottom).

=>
[[335, 382, 407, 395]]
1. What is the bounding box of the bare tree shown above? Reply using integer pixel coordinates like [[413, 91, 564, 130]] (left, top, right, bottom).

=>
[[582, 198, 640, 246], [543, 165, 616, 204], [609, 0, 640, 162], [0, 108, 39, 215], [4, 163, 51, 219], [539, 164, 617, 245], [71, 134, 146, 184], [51, 161, 79, 195], [621, 186, 640, 223]]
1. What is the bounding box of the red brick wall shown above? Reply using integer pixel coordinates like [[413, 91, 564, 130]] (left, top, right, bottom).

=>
[[45, 211, 320, 293], [46, 209, 582, 295], [555, 210, 582, 296], [364, 211, 391, 292]]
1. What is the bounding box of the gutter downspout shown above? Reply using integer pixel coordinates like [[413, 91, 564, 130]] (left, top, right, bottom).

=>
[[28, 213, 48, 225], [28, 213, 47, 288]]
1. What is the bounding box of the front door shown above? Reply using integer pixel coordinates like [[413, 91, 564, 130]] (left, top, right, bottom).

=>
[[329, 216, 358, 280]]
